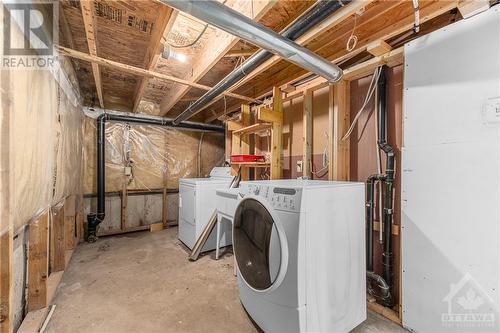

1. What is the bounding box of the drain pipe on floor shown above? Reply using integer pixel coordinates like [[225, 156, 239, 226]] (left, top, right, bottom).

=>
[[157, 0, 349, 124], [365, 65, 395, 307], [86, 112, 225, 242]]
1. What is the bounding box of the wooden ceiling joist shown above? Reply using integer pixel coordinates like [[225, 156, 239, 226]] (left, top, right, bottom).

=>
[[80, 0, 104, 108], [132, 8, 177, 113], [223, 49, 258, 58], [199, 0, 374, 120], [457, 0, 490, 18], [236, 0, 415, 99], [158, 0, 275, 116], [367, 40, 392, 57], [55, 45, 259, 103], [286, 46, 404, 102], [59, 2, 75, 50], [206, 0, 459, 122]]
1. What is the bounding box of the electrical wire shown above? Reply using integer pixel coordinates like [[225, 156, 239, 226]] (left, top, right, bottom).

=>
[[412, 0, 420, 33], [168, 24, 209, 49], [342, 66, 381, 141], [167, 0, 229, 49], [346, 13, 359, 52], [311, 131, 330, 178]]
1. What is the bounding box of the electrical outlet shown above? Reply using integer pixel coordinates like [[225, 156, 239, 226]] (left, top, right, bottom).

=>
[[296, 160, 303, 173], [124, 166, 132, 176]]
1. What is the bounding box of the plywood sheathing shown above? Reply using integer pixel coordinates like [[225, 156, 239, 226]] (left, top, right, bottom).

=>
[[61, 0, 172, 110], [167, 0, 316, 120], [162, 0, 316, 121], [141, 0, 315, 118], [60, 0, 461, 118], [205, 0, 460, 121], [158, 0, 276, 116]]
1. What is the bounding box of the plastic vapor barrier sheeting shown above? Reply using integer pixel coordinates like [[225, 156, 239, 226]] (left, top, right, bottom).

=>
[[5, 56, 83, 236], [83, 117, 225, 194]]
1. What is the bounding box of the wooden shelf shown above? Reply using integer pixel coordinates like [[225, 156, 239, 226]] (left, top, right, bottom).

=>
[[232, 122, 271, 135], [232, 162, 270, 168]]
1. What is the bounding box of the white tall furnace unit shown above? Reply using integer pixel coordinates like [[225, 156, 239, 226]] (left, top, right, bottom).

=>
[[402, 7, 500, 332], [178, 167, 233, 252]]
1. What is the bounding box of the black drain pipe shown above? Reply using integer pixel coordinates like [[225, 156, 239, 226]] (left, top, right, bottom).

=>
[[170, 0, 349, 125], [86, 113, 225, 242], [366, 65, 395, 307]]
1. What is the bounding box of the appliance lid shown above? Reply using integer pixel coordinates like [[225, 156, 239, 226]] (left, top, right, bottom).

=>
[[209, 167, 232, 179], [179, 178, 214, 185]]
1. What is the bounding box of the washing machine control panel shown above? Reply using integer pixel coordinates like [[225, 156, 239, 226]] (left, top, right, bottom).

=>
[[241, 184, 302, 212]]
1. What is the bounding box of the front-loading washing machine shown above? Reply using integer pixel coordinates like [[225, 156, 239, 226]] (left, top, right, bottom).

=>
[[232, 180, 366, 332]]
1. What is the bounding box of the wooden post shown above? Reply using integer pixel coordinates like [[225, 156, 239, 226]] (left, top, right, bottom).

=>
[[162, 131, 169, 228], [271, 87, 283, 180], [240, 105, 251, 180], [231, 122, 242, 177], [225, 124, 231, 162], [120, 185, 127, 231], [162, 188, 168, 228], [50, 206, 65, 273], [64, 216, 76, 250], [27, 212, 49, 311], [64, 196, 76, 250], [329, 81, 350, 181], [75, 208, 84, 243], [0, 56, 12, 333], [0, 232, 12, 333], [328, 85, 334, 180], [302, 89, 313, 179]]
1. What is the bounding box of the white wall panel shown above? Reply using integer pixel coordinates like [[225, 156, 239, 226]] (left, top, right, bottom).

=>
[[402, 7, 500, 332]]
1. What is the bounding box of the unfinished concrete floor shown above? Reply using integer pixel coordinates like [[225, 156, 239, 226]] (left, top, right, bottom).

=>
[[46, 228, 407, 333]]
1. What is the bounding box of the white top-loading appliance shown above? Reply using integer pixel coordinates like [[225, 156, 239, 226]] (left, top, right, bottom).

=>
[[232, 180, 366, 332], [178, 167, 234, 252]]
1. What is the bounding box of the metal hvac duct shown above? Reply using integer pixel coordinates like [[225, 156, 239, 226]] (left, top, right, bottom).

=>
[[86, 113, 224, 242], [159, 0, 348, 124]]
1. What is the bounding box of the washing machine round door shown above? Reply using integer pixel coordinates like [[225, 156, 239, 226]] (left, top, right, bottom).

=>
[[233, 198, 282, 291]]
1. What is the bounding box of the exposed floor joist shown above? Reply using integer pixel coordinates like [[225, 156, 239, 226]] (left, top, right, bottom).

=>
[[159, 0, 275, 116], [80, 0, 104, 108], [132, 8, 177, 113], [55, 45, 259, 103], [206, 0, 459, 122], [202, 0, 378, 121], [275, 46, 404, 103]]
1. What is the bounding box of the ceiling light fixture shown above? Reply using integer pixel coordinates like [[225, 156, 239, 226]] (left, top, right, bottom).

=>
[[162, 44, 187, 63]]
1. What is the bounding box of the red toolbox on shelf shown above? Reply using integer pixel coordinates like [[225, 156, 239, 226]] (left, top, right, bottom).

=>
[[230, 155, 265, 163]]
